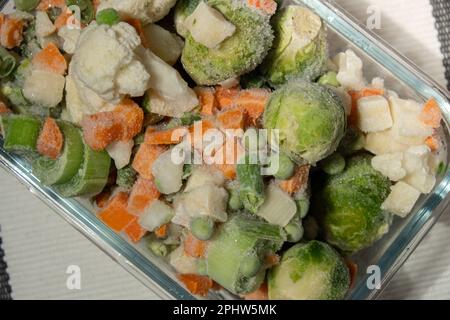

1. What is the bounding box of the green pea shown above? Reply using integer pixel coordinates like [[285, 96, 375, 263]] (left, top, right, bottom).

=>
[[272, 153, 295, 180], [228, 188, 243, 211], [284, 221, 304, 243], [190, 216, 215, 241], [240, 252, 262, 277], [96, 8, 121, 26]]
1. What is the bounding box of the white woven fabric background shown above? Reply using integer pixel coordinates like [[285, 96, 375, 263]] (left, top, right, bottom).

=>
[[0, 0, 449, 299]]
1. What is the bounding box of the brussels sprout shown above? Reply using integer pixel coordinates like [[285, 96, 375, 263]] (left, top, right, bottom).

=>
[[263, 80, 347, 164], [261, 5, 328, 86], [176, 0, 274, 85], [268, 241, 350, 300], [313, 154, 392, 253]]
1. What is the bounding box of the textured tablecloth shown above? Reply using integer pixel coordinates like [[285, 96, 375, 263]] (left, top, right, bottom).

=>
[[0, 0, 449, 300]]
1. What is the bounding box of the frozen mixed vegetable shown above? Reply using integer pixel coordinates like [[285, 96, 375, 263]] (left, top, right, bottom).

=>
[[0, 0, 447, 300]]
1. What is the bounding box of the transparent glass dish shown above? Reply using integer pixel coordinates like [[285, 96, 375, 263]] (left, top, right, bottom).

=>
[[1, 0, 449, 300]]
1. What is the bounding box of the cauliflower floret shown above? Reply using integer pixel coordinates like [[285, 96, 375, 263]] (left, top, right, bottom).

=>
[[71, 22, 150, 106], [23, 70, 65, 108], [36, 11, 56, 38], [334, 49, 366, 91], [58, 25, 81, 54], [97, 0, 177, 24]]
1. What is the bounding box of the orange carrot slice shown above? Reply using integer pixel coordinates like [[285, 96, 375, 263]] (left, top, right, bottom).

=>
[[177, 274, 213, 297], [247, 0, 277, 15], [278, 165, 310, 195], [32, 43, 67, 75], [0, 15, 24, 49], [215, 86, 240, 109], [244, 282, 269, 300], [216, 108, 245, 130], [114, 98, 144, 141], [346, 260, 358, 288], [237, 89, 270, 124], [132, 143, 167, 180], [98, 192, 135, 232], [126, 18, 149, 48], [155, 224, 168, 239], [184, 232, 208, 258], [36, 117, 64, 160], [54, 9, 74, 30], [81, 99, 143, 151], [127, 176, 160, 215], [81, 111, 122, 151], [145, 127, 188, 145], [37, 0, 65, 11], [0, 101, 11, 114], [420, 98, 442, 128], [264, 254, 280, 268], [425, 135, 440, 152], [124, 218, 147, 243], [213, 137, 245, 180], [195, 87, 218, 116], [95, 189, 112, 209]]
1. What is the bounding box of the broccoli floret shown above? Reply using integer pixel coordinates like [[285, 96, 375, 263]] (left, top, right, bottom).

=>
[[116, 165, 137, 191]]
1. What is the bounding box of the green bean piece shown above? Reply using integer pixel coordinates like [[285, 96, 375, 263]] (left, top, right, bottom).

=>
[[237, 155, 265, 214], [96, 8, 121, 26], [3, 115, 41, 154], [14, 0, 40, 12], [190, 216, 215, 241], [0, 47, 17, 78]]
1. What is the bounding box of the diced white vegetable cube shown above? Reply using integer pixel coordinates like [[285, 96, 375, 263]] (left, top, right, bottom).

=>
[[183, 1, 236, 49], [389, 97, 433, 138], [184, 166, 225, 192], [139, 200, 175, 232], [402, 170, 436, 194], [256, 183, 297, 227], [137, 48, 198, 117], [169, 245, 199, 274], [144, 24, 183, 65], [381, 181, 421, 218], [58, 26, 81, 54], [371, 153, 405, 181], [106, 140, 134, 170], [365, 129, 409, 155], [36, 11, 56, 38], [152, 149, 184, 194], [173, 184, 228, 228], [402, 145, 431, 174], [23, 70, 65, 108], [334, 49, 366, 91], [356, 95, 393, 132]]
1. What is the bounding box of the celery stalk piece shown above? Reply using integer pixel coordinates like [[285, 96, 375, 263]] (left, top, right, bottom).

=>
[[53, 139, 111, 197], [256, 183, 297, 227], [3, 115, 41, 154], [206, 215, 285, 295], [237, 156, 265, 214], [32, 121, 84, 186]]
